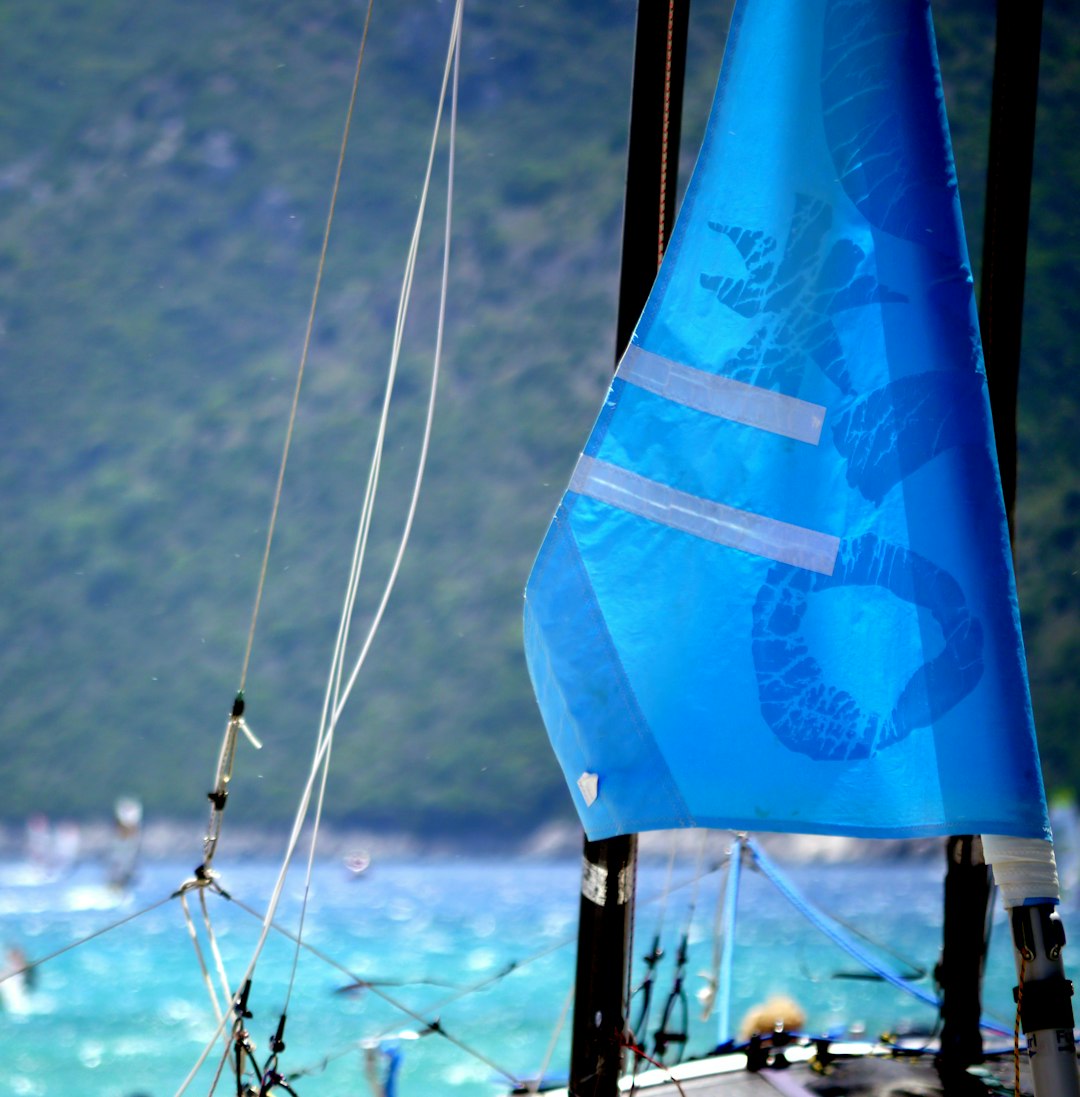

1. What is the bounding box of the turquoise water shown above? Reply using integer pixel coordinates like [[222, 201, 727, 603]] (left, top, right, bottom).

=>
[[0, 850, 1048, 1096]]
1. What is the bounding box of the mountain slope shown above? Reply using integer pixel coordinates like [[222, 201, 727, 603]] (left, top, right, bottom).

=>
[[0, 0, 1075, 838]]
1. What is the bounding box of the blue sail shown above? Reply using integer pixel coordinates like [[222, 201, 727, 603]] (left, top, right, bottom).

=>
[[523, 0, 1050, 841]]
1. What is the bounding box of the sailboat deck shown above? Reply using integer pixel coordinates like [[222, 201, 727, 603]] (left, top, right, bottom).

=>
[[558, 1045, 1042, 1097], [632, 1057, 1033, 1096]]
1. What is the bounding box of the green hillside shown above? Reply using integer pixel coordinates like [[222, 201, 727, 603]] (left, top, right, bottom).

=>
[[0, 0, 1076, 842]]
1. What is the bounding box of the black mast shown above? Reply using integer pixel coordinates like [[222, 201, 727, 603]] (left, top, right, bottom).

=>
[[937, 0, 1044, 1076], [568, 3, 690, 1095], [979, 0, 1044, 537], [614, 0, 691, 363]]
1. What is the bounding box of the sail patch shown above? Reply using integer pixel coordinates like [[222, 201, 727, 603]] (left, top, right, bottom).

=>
[[619, 345, 826, 444], [577, 771, 599, 806], [570, 456, 839, 575]]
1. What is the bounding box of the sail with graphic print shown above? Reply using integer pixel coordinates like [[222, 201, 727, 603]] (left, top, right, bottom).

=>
[[523, 0, 1050, 844], [527, 3, 1080, 1096]]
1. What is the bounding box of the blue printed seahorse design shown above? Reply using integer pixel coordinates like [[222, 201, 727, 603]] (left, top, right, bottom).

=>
[[831, 370, 988, 506], [751, 533, 983, 761], [698, 198, 987, 758], [700, 192, 983, 504], [815, 0, 987, 505], [689, 0, 995, 762], [822, 0, 959, 250], [700, 194, 906, 398]]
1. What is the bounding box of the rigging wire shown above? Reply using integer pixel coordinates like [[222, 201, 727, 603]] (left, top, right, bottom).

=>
[[15, 835, 979, 1092], [631, 842, 677, 1050], [0, 893, 175, 988], [174, 0, 379, 1074], [278, 0, 458, 1035], [811, 913, 929, 983], [5, 874, 540, 1090], [178, 889, 230, 1027], [655, 841, 678, 941], [234, 0, 375, 700], [175, 4, 465, 1091], [623, 1035, 689, 1097], [699, 836, 739, 1023], [220, 877, 585, 1087], [650, 832, 709, 1064], [19, 834, 979, 1091], [280, 0, 462, 1021], [745, 837, 1012, 1037], [224, 893, 498, 1000], [525, 981, 575, 1095], [320, 0, 460, 741], [198, 0, 378, 882]]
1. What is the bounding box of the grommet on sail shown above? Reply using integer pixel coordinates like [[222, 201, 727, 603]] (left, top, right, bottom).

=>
[[523, 0, 1051, 844]]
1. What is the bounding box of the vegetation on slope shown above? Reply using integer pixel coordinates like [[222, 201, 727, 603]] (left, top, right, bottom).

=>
[[0, 0, 1075, 840]]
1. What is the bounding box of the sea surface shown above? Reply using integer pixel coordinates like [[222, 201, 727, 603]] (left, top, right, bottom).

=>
[[0, 847, 1060, 1096]]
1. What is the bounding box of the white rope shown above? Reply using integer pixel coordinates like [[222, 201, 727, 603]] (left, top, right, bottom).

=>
[[699, 849, 728, 1022], [327, 0, 461, 732], [200, 0, 370, 881], [205, 1041, 234, 1097], [686, 829, 708, 919], [528, 981, 575, 1094], [199, 888, 235, 1021], [175, 2, 465, 1090], [179, 891, 227, 1028], [283, 0, 463, 1017], [655, 841, 678, 940]]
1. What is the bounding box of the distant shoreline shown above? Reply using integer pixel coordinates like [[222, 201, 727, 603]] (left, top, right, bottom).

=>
[[0, 816, 943, 866]]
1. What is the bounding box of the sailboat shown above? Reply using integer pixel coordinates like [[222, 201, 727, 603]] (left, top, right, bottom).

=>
[[1, 0, 1074, 1093], [523, 1, 1077, 1095]]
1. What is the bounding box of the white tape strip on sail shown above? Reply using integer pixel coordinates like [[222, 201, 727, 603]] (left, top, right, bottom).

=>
[[570, 456, 840, 575], [619, 345, 826, 445]]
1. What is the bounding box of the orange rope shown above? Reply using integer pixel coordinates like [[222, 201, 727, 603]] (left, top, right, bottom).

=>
[[623, 1034, 688, 1097], [657, 0, 676, 269], [1014, 952, 1026, 1097]]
